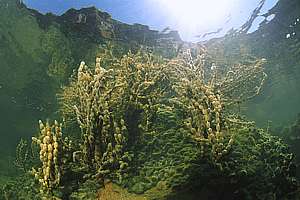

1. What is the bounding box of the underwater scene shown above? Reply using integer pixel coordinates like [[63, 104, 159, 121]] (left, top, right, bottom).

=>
[[0, 0, 300, 199]]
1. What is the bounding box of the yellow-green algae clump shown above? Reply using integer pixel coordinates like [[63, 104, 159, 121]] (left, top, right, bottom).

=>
[[30, 120, 72, 193]]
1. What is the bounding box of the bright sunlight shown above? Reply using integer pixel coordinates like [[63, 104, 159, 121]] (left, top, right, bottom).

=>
[[152, 0, 246, 41]]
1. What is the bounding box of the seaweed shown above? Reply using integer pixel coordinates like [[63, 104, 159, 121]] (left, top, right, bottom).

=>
[[6, 46, 299, 200]]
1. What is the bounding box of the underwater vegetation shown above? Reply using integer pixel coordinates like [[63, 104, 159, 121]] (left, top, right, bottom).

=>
[[205, 0, 300, 126], [273, 114, 300, 177], [2, 45, 299, 200], [0, 0, 299, 199], [0, 0, 182, 167]]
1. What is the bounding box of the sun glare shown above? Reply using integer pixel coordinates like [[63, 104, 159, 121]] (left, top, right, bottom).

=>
[[154, 0, 239, 41]]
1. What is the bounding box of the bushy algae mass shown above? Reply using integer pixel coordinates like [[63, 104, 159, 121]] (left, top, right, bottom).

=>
[[3, 46, 298, 200]]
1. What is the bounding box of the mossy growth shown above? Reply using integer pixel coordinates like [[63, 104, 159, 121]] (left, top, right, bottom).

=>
[[6, 46, 299, 200], [119, 105, 298, 200]]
